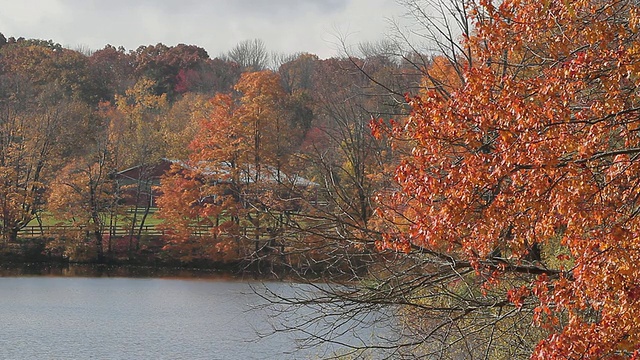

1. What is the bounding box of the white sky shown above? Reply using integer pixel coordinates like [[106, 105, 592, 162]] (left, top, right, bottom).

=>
[[0, 0, 408, 58]]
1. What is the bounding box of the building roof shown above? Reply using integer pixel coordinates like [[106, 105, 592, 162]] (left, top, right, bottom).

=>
[[117, 158, 318, 188]]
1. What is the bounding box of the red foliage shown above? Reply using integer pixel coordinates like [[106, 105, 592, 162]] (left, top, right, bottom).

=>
[[376, 0, 640, 357]]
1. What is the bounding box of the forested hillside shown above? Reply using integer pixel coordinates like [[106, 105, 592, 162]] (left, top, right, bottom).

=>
[[0, 33, 420, 265]]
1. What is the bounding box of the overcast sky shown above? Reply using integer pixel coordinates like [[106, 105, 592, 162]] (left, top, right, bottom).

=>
[[0, 0, 408, 58]]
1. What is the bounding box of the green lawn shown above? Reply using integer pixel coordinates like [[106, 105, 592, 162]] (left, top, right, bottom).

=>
[[28, 208, 165, 227]]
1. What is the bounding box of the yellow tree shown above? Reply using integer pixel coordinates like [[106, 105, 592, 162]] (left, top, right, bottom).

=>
[[112, 78, 168, 250], [0, 78, 89, 243], [48, 141, 116, 263], [114, 77, 168, 169], [162, 92, 213, 160]]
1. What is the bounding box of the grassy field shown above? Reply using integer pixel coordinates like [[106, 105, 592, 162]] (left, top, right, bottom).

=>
[[27, 208, 165, 227]]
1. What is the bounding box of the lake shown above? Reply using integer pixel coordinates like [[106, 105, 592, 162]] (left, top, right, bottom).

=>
[[0, 267, 397, 359]]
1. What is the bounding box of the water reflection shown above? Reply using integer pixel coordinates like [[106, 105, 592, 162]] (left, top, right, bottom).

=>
[[0, 263, 238, 279]]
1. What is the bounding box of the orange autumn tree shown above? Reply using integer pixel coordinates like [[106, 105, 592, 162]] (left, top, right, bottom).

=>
[[232, 70, 300, 249], [156, 94, 244, 263], [156, 70, 294, 262], [47, 145, 117, 263], [372, 0, 640, 358], [233, 70, 292, 183], [155, 164, 243, 262]]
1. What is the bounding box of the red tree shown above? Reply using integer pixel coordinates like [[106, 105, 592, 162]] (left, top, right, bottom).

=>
[[374, 0, 640, 358]]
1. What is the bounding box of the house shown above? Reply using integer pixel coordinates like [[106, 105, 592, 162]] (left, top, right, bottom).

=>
[[116, 158, 318, 208], [115, 159, 178, 207]]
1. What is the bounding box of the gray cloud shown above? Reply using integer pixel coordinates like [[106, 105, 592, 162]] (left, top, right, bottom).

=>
[[0, 0, 406, 58], [222, 0, 349, 16]]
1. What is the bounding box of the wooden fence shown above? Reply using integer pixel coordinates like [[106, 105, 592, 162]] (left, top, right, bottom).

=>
[[17, 225, 215, 238]]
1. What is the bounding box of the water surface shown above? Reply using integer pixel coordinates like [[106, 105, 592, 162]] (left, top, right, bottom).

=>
[[0, 273, 392, 359]]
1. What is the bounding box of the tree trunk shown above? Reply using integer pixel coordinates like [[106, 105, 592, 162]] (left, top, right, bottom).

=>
[[9, 227, 19, 243], [94, 229, 104, 263], [135, 194, 153, 251]]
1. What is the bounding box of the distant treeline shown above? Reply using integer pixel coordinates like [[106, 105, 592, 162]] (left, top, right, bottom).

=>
[[0, 33, 422, 269]]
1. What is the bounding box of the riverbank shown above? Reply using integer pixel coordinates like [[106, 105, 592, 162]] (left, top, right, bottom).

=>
[[0, 262, 247, 279], [0, 236, 372, 281], [0, 236, 294, 276]]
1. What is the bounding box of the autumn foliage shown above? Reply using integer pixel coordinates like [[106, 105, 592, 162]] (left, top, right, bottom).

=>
[[373, 0, 640, 358], [10, 3, 640, 355], [155, 71, 296, 263]]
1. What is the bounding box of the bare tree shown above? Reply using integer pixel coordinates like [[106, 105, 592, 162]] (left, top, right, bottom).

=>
[[226, 39, 269, 72]]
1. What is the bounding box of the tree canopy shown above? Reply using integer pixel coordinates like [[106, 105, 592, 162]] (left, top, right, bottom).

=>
[[371, 0, 640, 357]]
